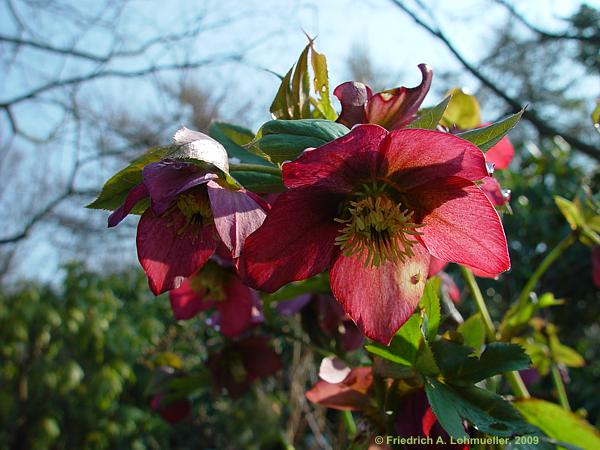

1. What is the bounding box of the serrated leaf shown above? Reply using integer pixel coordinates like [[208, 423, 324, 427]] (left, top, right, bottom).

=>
[[310, 44, 337, 120], [441, 88, 481, 129], [87, 146, 168, 212], [515, 399, 600, 450], [457, 109, 523, 151], [407, 96, 451, 130], [426, 378, 532, 439], [431, 341, 530, 384], [458, 313, 486, 351], [255, 119, 349, 164], [291, 44, 311, 118], [420, 277, 441, 341], [365, 313, 422, 366], [208, 122, 271, 165], [554, 196, 584, 230]]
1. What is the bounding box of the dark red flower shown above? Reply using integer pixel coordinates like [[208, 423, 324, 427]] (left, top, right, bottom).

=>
[[169, 260, 261, 338], [108, 128, 268, 294], [395, 389, 469, 450], [305, 366, 374, 411], [242, 125, 509, 344], [150, 394, 191, 424], [334, 64, 432, 130], [207, 336, 282, 398]]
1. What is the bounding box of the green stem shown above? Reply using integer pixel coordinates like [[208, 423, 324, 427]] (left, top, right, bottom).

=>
[[551, 365, 571, 411], [229, 163, 281, 176], [342, 410, 357, 438], [460, 266, 531, 398], [517, 233, 576, 308]]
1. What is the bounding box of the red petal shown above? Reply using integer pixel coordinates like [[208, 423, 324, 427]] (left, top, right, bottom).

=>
[[428, 255, 448, 277], [237, 336, 282, 379], [305, 367, 373, 411], [240, 188, 342, 292], [365, 64, 433, 130], [479, 176, 509, 206], [169, 278, 214, 320], [216, 275, 257, 338], [206, 181, 268, 258], [282, 124, 387, 193], [330, 244, 430, 345], [380, 129, 488, 190], [137, 208, 217, 295], [333, 81, 373, 128], [412, 176, 510, 277], [151, 395, 191, 424], [108, 182, 149, 227]]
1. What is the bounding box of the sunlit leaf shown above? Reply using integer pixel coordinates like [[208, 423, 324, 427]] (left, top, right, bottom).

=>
[[457, 110, 524, 151], [406, 95, 451, 130], [441, 88, 481, 129]]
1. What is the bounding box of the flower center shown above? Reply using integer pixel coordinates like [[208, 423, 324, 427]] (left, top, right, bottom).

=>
[[189, 261, 229, 301], [176, 191, 213, 226], [335, 189, 422, 267]]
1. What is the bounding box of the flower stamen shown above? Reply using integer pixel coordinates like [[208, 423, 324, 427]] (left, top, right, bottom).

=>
[[335, 194, 423, 267]]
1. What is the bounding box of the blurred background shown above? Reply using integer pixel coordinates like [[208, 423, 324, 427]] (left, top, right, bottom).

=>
[[0, 0, 598, 449]]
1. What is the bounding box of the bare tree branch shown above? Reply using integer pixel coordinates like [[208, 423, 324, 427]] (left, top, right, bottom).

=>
[[389, 0, 600, 161], [495, 0, 600, 45]]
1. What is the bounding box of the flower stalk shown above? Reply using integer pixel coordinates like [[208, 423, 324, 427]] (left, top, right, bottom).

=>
[[460, 266, 531, 398]]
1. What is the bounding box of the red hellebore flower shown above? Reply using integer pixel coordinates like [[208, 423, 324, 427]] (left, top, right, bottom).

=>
[[207, 336, 282, 398], [150, 394, 191, 424], [108, 127, 268, 295], [242, 124, 510, 344], [169, 259, 262, 338], [334, 64, 432, 130]]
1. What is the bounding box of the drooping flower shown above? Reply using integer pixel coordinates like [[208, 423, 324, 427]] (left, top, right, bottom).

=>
[[334, 64, 432, 130], [242, 124, 510, 344], [169, 259, 262, 338], [207, 336, 282, 398], [150, 395, 191, 424], [108, 127, 268, 294]]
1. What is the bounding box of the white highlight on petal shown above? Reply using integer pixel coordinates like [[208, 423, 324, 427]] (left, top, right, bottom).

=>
[[318, 356, 351, 384]]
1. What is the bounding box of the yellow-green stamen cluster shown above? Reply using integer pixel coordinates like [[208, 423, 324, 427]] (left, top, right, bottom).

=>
[[189, 261, 229, 301], [335, 193, 423, 267], [176, 192, 213, 227]]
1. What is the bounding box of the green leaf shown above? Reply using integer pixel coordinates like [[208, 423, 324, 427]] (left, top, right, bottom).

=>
[[208, 122, 271, 166], [291, 44, 311, 119], [372, 357, 416, 379], [431, 341, 530, 384], [554, 196, 584, 230], [552, 344, 585, 367], [87, 146, 168, 212], [441, 88, 481, 129], [309, 43, 337, 120], [270, 67, 294, 119], [515, 399, 600, 450], [458, 314, 486, 351], [457, 109, 524, 151], [406, 96, 451, 130], [500, 293, 563, 340], [425, 378, 533, 439], [229, 170, 283, 193], [420, 277, 441, 341], [254, 119, 349, 164], [364, 313, 422, 366]]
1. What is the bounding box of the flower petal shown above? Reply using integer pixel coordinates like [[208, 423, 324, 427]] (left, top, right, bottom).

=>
[[333, 81, 373, 128], [169, 278, 214, 320], [305, 367, 373, 411], [137, 208, 217, 295], [238, 336, 283, 380], [142, 160, 217, 215], [108, 182, 149, 227], [216, 275, 258, 338], [365, 64, 433, 130], [319, 356, 351, 384], [428, 255, 448, 278], [206, 181, 268, 258], [172, 126, 230, 173], [330, 244, 430, 345], [479, 176, 509, 206], [283, 124, 387, 193], [380, 129, 488, 190], [412, 176, 510, 276], [240, 188, 342, 292]]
